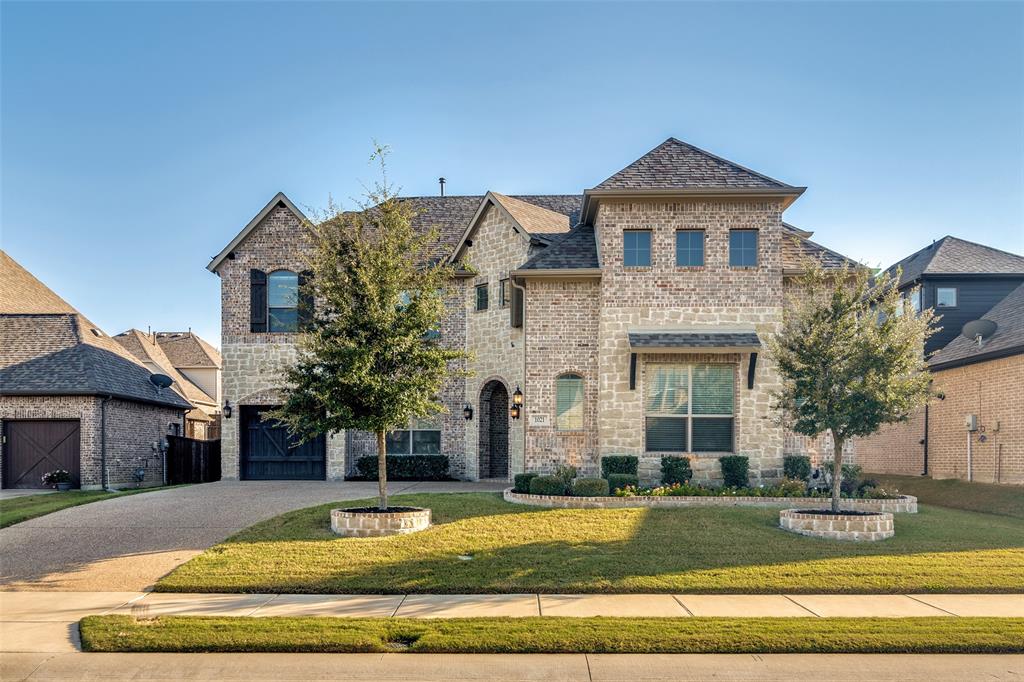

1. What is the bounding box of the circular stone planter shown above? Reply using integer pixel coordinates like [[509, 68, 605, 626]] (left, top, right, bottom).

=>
[[330, 506, 431, 538], [779, 508, 894, 542]]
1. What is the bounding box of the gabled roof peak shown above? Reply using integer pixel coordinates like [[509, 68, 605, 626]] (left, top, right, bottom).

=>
[[207, 192, 309, 273], [884, 235, 1024, 287]]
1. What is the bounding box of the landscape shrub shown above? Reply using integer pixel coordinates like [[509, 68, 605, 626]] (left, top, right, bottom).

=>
[[529, 475, 567, 496], [552, 465, 578, 494], [783, 455, 812, 482], [660, 456, 692, 485], [613, 479, 898, 499], [513, 473, 539, 494], [353, 455, 450, 481], [601, 456, 638, 478], [607, 473, 639, 493], [719, 455, 749, 488], [571, 478, 610, 497]]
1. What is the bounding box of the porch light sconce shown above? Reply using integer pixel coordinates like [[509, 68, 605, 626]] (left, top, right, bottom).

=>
[[510, 404, 521, 420], [223, 400, 233, 419], [511, 386, 523, 420], [463, 404, 474, 420]]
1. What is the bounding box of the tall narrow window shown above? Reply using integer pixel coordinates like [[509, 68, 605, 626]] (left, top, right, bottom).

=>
[[645, 363, 735, 453], [623, 230, 652, 267], [268, 270, 299, 332], [729, 230, 758, 267], [676, 230, 705, 267], [499, 279, 510, 308], [475, 283, 489, 311], [555, 374, 585, 431]]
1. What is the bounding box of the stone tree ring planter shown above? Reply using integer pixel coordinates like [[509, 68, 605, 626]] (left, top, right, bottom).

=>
[[331, 506, 431, 538], [780, 508, 894, 542]]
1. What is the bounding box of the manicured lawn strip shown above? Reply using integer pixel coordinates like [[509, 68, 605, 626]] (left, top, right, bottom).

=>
[[867, 474, 1024, 520], [79, 615, 1024, 654], [0, 486, 186, 528], [157, 493, 1024, 594]]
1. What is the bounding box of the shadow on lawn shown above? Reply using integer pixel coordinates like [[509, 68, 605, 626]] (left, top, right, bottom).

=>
[[203, 495, 1024, 594]]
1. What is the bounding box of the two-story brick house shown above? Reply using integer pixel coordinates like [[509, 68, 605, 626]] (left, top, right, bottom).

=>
[[208, 138, 853, 484]]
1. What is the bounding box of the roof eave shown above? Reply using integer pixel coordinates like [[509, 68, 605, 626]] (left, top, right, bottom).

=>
[[510, 268, 602, 280], [580, 187, 806, 225], [0, 389, 192, 411], [928, 343, 1024, 372]]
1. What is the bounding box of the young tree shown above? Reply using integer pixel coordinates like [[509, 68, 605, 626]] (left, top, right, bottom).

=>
[[271, 146, 468, 510], [767, 258, 935, 512]]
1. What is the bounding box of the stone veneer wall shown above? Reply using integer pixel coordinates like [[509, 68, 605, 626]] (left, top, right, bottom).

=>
[[461, 203, 530, 479], [0, 395, 182, 489], [856, 354, 1024, 484], [593, 199, 786, 484], [523, 278, 601, 476]]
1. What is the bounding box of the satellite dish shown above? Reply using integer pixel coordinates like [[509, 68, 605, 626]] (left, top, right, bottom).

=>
[[149, 373, 173, 389], [962, 319, 997, 346]]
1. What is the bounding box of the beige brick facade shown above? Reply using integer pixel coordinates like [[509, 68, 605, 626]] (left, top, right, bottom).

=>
[[856, 354, 1024, 484]]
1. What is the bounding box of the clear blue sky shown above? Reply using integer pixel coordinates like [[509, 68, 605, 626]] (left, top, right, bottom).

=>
[[3, 1, 1022, 346]]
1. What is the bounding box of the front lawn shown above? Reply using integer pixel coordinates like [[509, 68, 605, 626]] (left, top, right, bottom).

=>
[[158, 493, 1024, 594], [867, 474, 1024, 520], [79, 615, 1024, 654], [0, 486, 184, 529]]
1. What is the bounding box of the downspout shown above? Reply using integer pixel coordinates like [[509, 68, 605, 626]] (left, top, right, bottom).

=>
[[100, 396, 113, 491], [511, 276, 527, 477]]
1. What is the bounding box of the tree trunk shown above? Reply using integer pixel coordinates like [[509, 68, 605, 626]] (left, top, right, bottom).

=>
[[376, 430, 388, 511], [831, 432, 845, 514]]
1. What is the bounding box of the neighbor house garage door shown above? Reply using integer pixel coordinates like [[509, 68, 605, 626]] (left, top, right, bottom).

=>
[[2, 420, 81, 489], [240, 406, 325, 480]]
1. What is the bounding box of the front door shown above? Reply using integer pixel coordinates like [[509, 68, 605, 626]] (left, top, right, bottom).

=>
[[240, 406, 325, 480], [478, 381, 509, 479], [2, 420, 81, 489]]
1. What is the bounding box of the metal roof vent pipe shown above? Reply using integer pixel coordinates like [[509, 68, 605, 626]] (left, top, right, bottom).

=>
[[439, 177, 446, 197]]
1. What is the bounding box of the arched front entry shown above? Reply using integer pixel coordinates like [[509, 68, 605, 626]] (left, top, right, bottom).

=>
[[478, 380, 509, 480]]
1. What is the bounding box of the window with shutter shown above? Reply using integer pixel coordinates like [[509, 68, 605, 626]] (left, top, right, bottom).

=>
[[268, 270, 299, 332], [644, 363, 734, 453], [298, 270, 314, 329], [555, 374, 585, 430], [250, 269, 268, 333]]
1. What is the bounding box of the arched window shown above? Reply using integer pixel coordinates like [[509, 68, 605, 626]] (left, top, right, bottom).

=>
[[268, 270, 299, 332], [556, 374, 584, 431]]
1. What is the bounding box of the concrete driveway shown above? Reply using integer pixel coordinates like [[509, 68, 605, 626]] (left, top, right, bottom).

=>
[[0, 480, 505, 591]]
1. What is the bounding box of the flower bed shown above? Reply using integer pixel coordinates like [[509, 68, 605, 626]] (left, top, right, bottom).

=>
[[503, 488, 917, 514]]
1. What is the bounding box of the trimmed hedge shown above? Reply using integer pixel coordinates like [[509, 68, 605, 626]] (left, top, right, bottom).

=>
[[783, 455, 812, 482], [353, 455, 450, 481], [719, 455, 749, 488], [607, 473, 639, 492], [601, 456, 638, 478], [514, 473, 539, 494], [660, 456, 693, 485], [530, 475, 567, 496], [572, 478, 610, 497]]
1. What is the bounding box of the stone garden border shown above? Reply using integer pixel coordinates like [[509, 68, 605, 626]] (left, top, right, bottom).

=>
[[503, 489, 917, 513], [780, 509, 895, 542], [331, 507, 432, 537]]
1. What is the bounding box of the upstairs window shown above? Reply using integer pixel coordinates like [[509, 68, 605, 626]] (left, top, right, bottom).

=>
[[556, 374, 585, 431], [268, 270, 299, 332], [936, 287, 958, 308], [729, 230, 758, 267], [475, 283, 489, 311], [623, 230, 652, 267], [645, 363, 735, 453], [676, 230, 705, 267]]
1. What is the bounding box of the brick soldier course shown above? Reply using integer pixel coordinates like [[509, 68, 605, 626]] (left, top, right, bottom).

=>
[[208, 138, 859, 484]]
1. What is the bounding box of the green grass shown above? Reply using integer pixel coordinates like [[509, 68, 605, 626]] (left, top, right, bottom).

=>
[[157, 492, 1024, 594], [79, 615, 1024, 654], [867, 474, 1024, 520], [0, 486, 184, 528]]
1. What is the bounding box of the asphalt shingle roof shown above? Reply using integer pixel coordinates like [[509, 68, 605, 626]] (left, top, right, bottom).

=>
[[884, 236, 1024, 288], [490, 193, 571, 235], [154, 331, 221, 368], [781, 223, 859, 271], [595, 138, 795, 191], [518, 226, 599, 270], [114, 329, 216, 406], [628, 331, 762, 349], [928, 282, 1024, 369], [0, 251, 77, 314]]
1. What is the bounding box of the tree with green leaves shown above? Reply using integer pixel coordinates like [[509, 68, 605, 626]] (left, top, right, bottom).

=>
[[271, 146, 468, 510], [767, 258, 935, 513]]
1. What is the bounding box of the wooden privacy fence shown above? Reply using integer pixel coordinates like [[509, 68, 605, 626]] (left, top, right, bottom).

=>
[[166, 436, 221, 484]]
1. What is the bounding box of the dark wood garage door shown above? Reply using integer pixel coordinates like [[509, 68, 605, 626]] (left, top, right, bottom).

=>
[[240, 406, 325, 480], [2, 420, 81, 489]]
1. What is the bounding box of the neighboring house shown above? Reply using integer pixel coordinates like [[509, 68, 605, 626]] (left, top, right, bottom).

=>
[[857, 281, 1024, 484], [208, 138, 856, 484], [0, 251, 192, 489], [881, 236, 1024, 356], [113, 329, 221, 440]]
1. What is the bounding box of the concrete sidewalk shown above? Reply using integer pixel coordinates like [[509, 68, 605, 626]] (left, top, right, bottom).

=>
[[3, 652, 1023, 681], [3, 591, 1024, 655]]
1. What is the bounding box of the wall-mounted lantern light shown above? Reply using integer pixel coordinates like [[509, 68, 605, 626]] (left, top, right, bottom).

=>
[[223, 400, 233, 419], [511, 386, 523, 420], [463, 404, 474, 420], [510, 404, 521, 420]]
